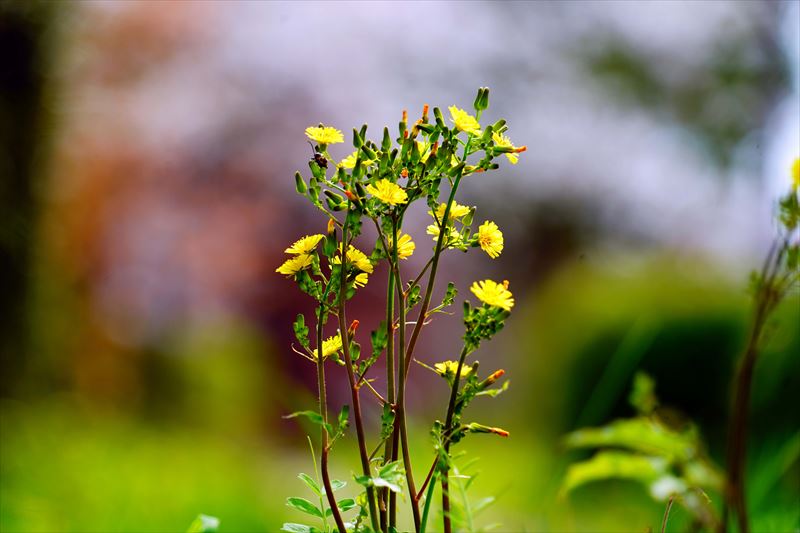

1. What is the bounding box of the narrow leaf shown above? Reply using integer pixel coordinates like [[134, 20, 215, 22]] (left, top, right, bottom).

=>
[[286, 497, 324, 518]]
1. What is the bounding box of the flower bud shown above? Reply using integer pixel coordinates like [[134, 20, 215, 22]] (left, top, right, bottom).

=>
[[478, 369, 505, 390], [361, 143, 377, 160], [348, 319, 360, 338], [294, 171, 307, 194], [382, 127, 391, 152], [324, 190, 344, 205], [464, 422, 509, 437], [352, 128, 363, 148], [491, 119, 506, 132], [433, 107, 445, 128]]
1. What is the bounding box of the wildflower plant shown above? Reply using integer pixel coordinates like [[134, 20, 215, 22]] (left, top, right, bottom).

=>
[[277, 88, 525, 533]]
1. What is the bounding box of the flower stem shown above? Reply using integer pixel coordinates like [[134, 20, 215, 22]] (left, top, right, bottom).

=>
[[316, 301, 346, 533], [723, 240, 789, 533], [391, 214, 421, 532], [338, 211, 381, 533], [440, 344, 469, 533], [381, 267, 395, 532]]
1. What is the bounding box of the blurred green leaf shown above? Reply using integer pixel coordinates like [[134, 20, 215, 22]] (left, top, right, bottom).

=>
[[187, 514, 220, 533], [562, 450, 666, 496], [281, 523, 312, 533], [283, 411, 333, 434], [565, 418, 696, 462]]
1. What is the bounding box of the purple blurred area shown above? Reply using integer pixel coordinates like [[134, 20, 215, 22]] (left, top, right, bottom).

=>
[[6, 0, 798, 416]]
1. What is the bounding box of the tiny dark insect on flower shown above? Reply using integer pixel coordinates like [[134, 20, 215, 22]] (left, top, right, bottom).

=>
[[308, 141, 328, 169]]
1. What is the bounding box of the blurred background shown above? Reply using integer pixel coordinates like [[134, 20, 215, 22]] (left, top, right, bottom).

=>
[[1, 1, 798, 531]]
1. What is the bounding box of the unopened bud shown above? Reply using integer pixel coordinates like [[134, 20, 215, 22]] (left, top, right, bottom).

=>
[[348, 319, 360, 338], [433, 107, 445, 128], [327, 218, 336, 235], [464, 422, 510, 437], [382, 127, 391, 152], [478, 369, 505, 390], [353, 128, 363, 148], [294, 172, 307, 194], [422, 104, 429, 121]]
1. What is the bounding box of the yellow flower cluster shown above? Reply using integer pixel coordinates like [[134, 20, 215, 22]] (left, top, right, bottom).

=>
[[470, 279, 514, 311], [366, 179, 408, 206], [277, 234, 323, 275], [305, 125, 344, 145], [792, 157, 799, 191], [434, 360, 474, 380], [448, 106, 482, 136], [477, 221, 503, 259]]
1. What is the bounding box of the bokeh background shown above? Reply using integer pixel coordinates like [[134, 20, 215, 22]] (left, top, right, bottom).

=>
[[1, 1, 799, 531]]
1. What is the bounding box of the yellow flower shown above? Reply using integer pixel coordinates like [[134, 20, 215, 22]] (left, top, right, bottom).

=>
[[426, 224, 459, 244], [448, 106, 482, 136], [332, 245, 374, 273], [316, 334, 342, 359], [477, 221, 503, 259], [792, 158, 799, 191], [416, 141, 432, 163], [365, 179, 408, 206], [339, 152, 358, 169], [354, 272, 369, 288], [428, 201, 471, 221], [339, 151, 375, 169], [389, 232, 415, 260], [285, 234, 324, 255], [492, 132, 521, 165], [276, 254, 314, 276], [305, 125, 344, 145], [470, 279, 514, 311], [434, 360, 474, 380]]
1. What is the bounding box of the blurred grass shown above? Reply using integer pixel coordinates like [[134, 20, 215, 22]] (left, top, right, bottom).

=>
[[0, 398, 282, 532]]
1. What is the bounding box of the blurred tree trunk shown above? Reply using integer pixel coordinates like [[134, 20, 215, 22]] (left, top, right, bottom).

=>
[[0, 1, 56, 396]]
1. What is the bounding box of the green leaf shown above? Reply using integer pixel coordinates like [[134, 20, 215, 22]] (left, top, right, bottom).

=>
[[337, 498, 357, 512], [564, 417, 697, 462], [286, 497, 324, 518], [629, 371, 658, 415], [325, 498, 357, 516], [372, 477, 402, 494], [187, 515, 220, 533], [281, 524, 312, 533], [283, 411, 334, 434], [561, 450, 667, 496], [380, 403, 396, 441], [297, 473, 321, 497], [293, 314, 310, 349], [337, 405, 350, 432]]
